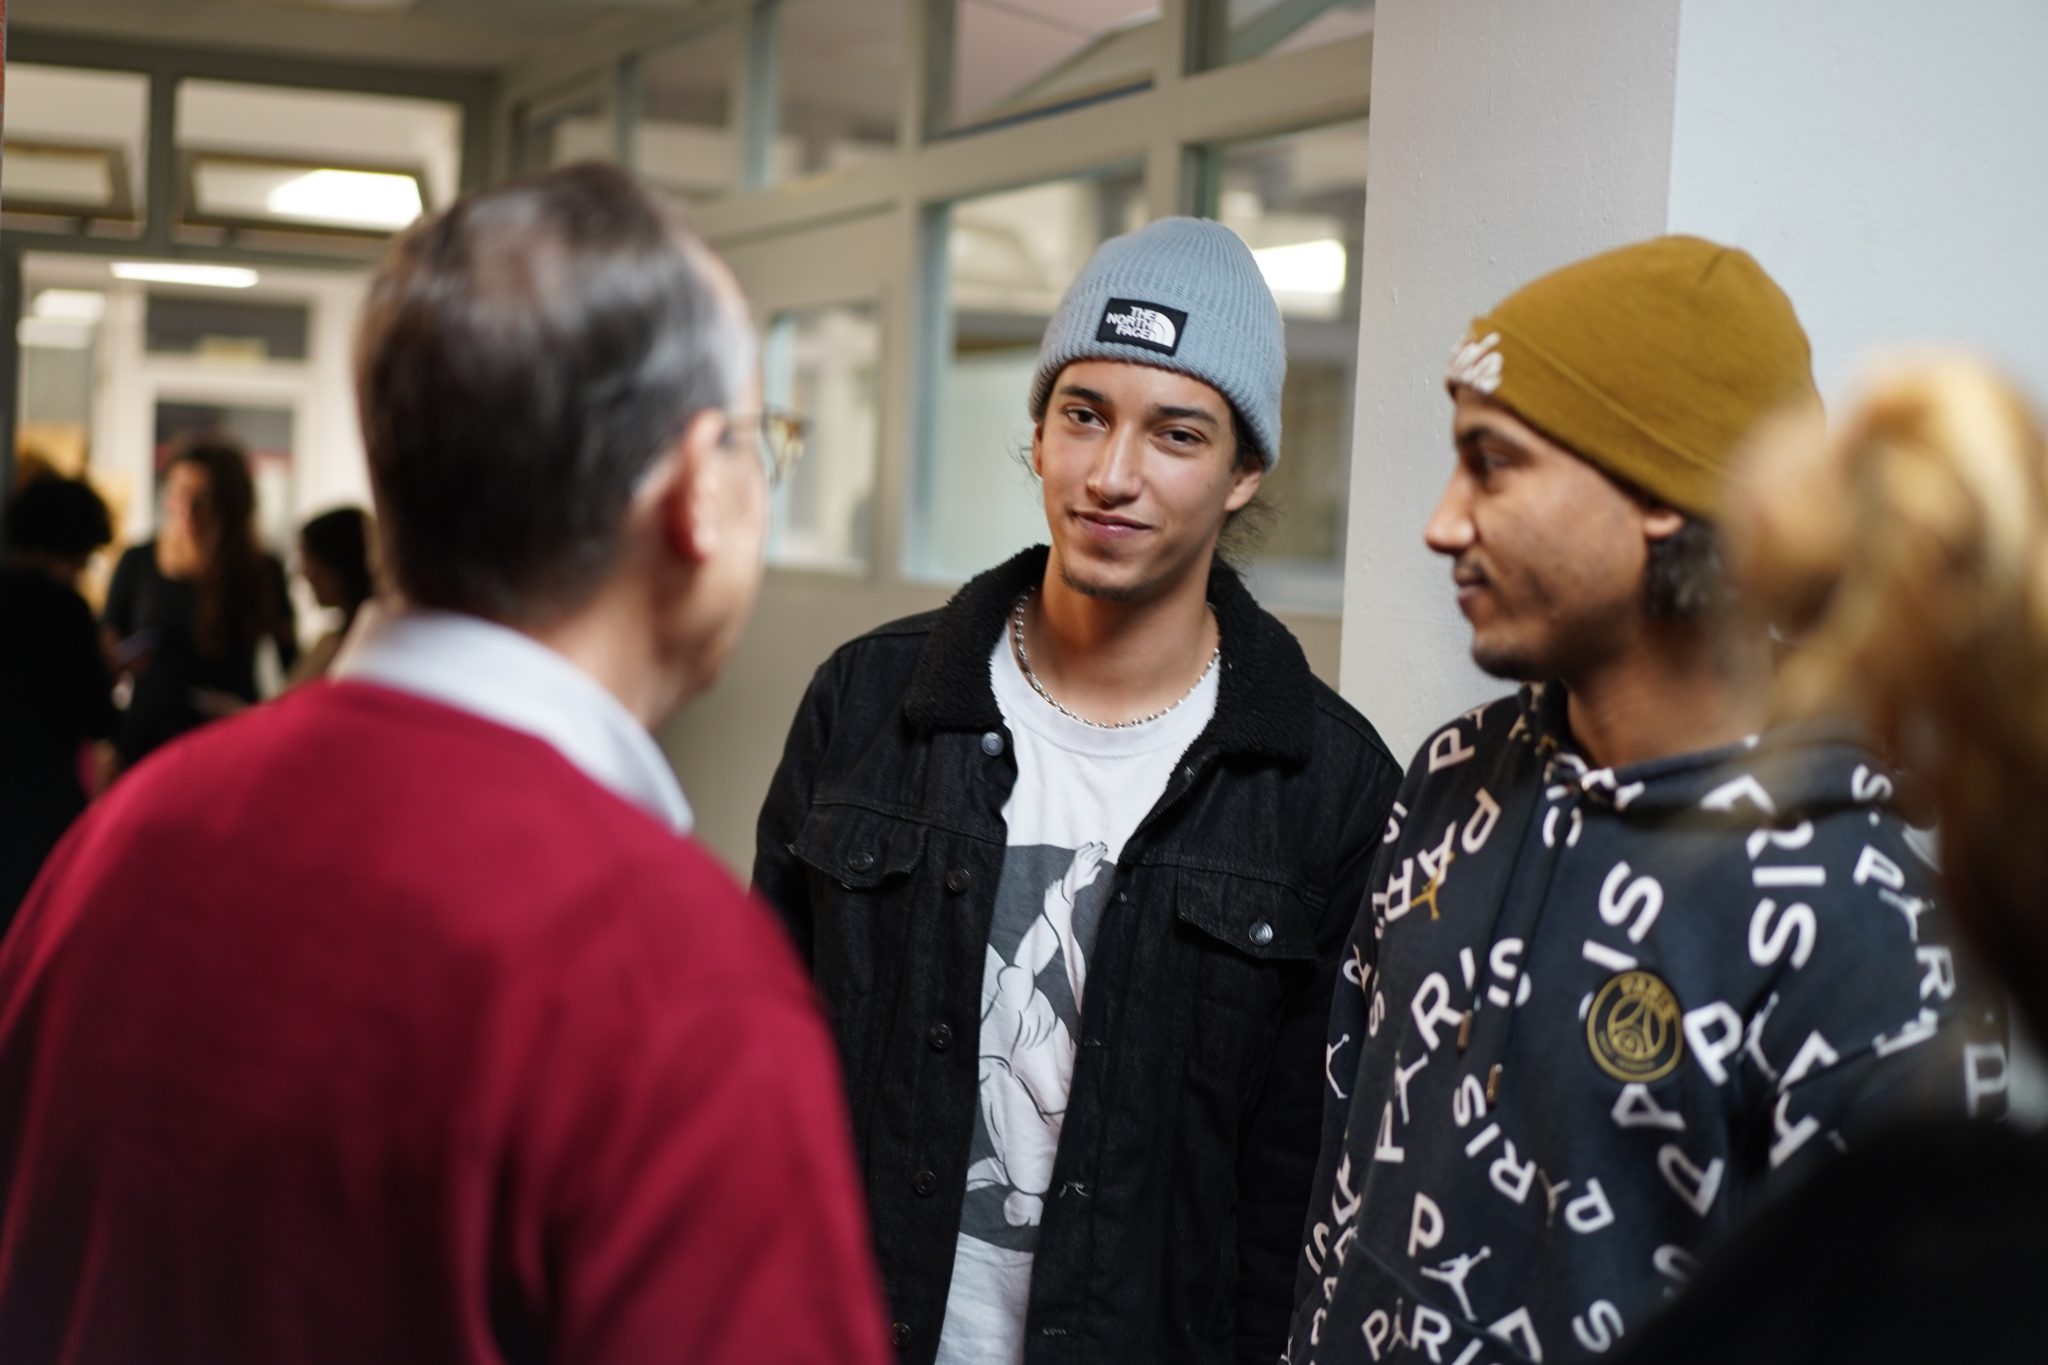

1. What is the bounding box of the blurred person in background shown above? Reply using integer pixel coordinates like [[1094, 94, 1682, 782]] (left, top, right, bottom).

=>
[[0, 161, 888, 1365], [1609, 356, 2045, 1364], [0, 474, 116, 927], [101, 437, 297, 771], [286, 504, 377, 686]]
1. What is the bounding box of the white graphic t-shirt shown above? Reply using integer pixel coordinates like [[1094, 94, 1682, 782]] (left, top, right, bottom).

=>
[[933, 630, 1220, 1365]]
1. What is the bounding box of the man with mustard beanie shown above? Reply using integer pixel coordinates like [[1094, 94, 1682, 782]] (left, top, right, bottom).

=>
[[755, 217, 1402, 1365], [1286, 237, 2000, 1365]]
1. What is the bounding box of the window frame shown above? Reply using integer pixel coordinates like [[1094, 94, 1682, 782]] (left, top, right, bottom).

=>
[[10, 3, 1370, 610], [544, 0, 1367, 610], [4, 32, 492, 269]]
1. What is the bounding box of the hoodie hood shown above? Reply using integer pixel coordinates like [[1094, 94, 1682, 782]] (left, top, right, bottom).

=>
[[1514, 680, 1898, 827]]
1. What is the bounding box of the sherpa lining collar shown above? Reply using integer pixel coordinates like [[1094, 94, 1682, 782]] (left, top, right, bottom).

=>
[[900, 545, 1315, 766]]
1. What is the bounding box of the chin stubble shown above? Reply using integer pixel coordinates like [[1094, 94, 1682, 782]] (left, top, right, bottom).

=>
[[1057, 558, 1153, 604], [1470, 640, 1542, 683]]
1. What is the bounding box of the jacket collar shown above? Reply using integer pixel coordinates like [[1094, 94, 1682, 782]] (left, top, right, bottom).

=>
[[903, 545, 1315, 766]]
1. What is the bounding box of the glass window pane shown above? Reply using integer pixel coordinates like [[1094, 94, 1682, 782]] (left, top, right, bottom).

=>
[[761, 0, 903, 185], [908, 166, 1146, 582], [18, 276, 119, 606], [146, 294, 312, 363], [175, 80, 460, 242], [1195, 0, 1374, 70], [635, 23, 740, 206], [764, 303, 880, 572], [1203, 119, 1367, 612], [17, 287, 106, 479], [936, 1, 1161, 136], [2, 64, 149, 236]]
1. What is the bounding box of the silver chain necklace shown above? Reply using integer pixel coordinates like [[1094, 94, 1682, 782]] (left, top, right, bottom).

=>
[[1009, 590, 1220, 730]]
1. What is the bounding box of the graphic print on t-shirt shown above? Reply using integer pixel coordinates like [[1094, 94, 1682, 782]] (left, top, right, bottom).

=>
[[934, 630, 1219, 1365], [963, 841, 1113, 1247]]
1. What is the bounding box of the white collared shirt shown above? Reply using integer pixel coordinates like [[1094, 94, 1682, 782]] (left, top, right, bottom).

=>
[[333, 604, 694, 834]]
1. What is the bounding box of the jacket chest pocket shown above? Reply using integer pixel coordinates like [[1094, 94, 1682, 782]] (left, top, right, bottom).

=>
[[793, 802, 929, 889], [1172, 868, 1321, 1085], [791, 803, 930, 1008]]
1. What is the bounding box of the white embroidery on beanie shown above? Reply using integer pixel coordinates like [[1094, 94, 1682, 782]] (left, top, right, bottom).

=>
[[1448, 332, 1504, 395], [1103, 304, 1179, 349]]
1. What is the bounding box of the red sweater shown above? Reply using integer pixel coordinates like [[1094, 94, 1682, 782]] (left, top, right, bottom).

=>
[[0, 681, 890, 1365]]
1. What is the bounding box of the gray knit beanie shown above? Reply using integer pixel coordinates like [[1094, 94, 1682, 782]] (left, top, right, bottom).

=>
[[1028, 217, 1287, 468]]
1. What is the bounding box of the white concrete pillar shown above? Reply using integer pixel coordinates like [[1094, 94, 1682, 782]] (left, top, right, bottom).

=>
[[297, 275, 374, 520], [1338, 0, 1684, 757]]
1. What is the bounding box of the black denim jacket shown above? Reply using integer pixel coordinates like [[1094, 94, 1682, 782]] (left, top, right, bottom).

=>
[[754, 547, 1401, 1365]]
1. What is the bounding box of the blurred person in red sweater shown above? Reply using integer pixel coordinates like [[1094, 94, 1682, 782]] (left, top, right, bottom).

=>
[[0, 161, 889, 1365]]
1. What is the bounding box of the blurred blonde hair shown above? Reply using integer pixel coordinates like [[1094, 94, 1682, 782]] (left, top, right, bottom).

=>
[[1729, 353, 2048, 1027]]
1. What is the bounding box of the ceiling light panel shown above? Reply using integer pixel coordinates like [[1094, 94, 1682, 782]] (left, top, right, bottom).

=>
[[111, 263, 262, 289]]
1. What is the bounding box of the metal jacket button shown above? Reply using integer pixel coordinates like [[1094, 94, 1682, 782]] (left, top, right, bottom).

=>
[[980, 731, 1005, 756], [847, 851, 876, 873], [891, 1322, 912, 1347], [945, 868, 972, 894], [912, 1169, 940, 1197], [927, 1023, 954, 1051], [1248, 919, 1275, 947]]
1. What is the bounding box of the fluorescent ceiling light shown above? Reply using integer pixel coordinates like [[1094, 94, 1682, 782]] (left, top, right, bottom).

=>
[[1253, 238, 1347, 297], [265, 169, 423, 231], [110, 263, 260, 289], [18, 317, 96, 350], [31, 289, 108, 322]]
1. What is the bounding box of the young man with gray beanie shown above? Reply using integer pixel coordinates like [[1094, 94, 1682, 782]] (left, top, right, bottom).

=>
[[1287, 236, 2001, 1365], [755, 217, 1400, 1365]]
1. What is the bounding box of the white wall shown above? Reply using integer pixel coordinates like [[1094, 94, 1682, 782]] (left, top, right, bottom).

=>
[[1666, 0, 2048, 403], [1339, 0, 1683, 760], [295, 275, 376, 518]]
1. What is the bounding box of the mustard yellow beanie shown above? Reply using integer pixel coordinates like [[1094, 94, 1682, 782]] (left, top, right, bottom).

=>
[[1445, 235, 1819, 519]]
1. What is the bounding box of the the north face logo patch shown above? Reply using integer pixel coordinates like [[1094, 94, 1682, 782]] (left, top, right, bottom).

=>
[[1097, 298, 1188, 355]]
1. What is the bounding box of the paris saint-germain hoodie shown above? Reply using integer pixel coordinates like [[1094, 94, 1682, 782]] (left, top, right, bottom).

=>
[[1286, 683, 2002, 1365]]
